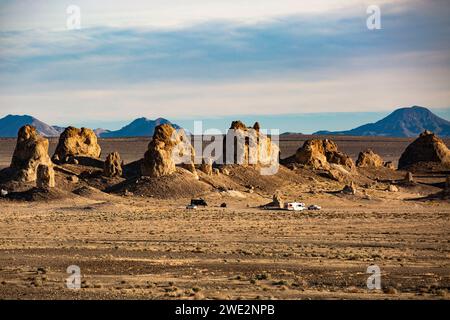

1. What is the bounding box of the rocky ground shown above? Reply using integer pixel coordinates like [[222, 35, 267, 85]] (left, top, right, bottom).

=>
[[0, 136, 449, 300]]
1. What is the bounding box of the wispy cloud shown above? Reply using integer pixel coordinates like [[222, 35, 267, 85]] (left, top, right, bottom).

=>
[[0, 0, 449, 127], [0, 0, 412, 31]]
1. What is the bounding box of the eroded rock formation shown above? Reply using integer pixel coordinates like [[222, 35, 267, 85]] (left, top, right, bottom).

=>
[[356, 149, 384, 168], [405, 172, 414, 183], [199, 158, 213, 175], [53, 127, 101, 162], [37, 164, 55, 188], [294, 139, 354, 170], [398, 131, 450, 169], [141, 123, 196, 177], [272, 192, 284, 209], [222, 121, 279, 168], [10, 125, 52, 182], [342, 181, 357, 195], [103, 152, 122, 177]]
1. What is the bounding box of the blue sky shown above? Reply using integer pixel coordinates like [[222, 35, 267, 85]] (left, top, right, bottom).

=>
[[0, 0, 449, 133]]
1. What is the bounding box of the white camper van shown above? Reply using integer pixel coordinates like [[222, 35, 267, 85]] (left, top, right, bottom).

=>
[[285, 202, 306, 211]]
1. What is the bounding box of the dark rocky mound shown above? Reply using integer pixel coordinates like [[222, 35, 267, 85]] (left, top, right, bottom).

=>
[[106, 168, 211, 199], [398, 130, 450, 170]]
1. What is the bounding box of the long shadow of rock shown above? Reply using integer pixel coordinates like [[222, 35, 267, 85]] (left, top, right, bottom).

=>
[[404, 191, 449, 202], [5, 187, 69, 201], [122, 159, 143, 179], [0, 167, 17, 184], [73, 156, 104, 168]]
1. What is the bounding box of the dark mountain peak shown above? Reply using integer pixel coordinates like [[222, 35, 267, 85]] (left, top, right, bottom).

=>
[[391, 105, 433, 117], [99, 117, 181, 138], [134, 117, 149, 122], [126, 117, 148, 126], [0, 114, 64, 137], [314, 106, 450, 138], [4, 114, 35, 121]]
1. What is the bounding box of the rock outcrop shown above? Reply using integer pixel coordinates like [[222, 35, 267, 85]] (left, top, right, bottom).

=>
[[326, 163, 352, 182], [272, 192, 284, 209], [141, 123, 196, 177], [36, 164, 55, 188], [222, 121, 279, 169], [10, 125, 52, 182], [53, 127, 101, 163], [384, 161, 395, 170], [398, 131, 450, 169], [342, 181, 357, 195], [356, 149, 384, 168], [405, 172, 414, 183], [387, 184, 399, 192], [199, 158, 213, 175], [294, 139, 354, 170], [103, 152, 122, 177]]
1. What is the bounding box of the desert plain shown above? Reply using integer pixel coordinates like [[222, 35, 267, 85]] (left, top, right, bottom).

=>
[[0, 135, 449, 300]]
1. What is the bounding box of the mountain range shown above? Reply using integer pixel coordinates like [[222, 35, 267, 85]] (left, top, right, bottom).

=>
[[0, 115, 180, 138], [98, 117, 180, 138], [0, 106, 449, 138], [314, 106, 450, 137], [0, 115, 65, 137]]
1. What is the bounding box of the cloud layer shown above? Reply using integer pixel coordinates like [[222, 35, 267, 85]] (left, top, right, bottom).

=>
[[0, 0, 449, 129]]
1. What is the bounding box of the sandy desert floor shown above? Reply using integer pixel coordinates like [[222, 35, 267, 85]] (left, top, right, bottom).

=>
[[0, 137, 449, 300]]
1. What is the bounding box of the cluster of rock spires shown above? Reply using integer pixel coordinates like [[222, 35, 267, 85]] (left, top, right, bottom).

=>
[[139, 120, 280, 178], [222, 121, 279, 167], [5, 124, 117, 190], [2, 120, 449, 200]]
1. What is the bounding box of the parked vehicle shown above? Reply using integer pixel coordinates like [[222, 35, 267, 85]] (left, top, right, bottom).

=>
[[285, 202, 306, 211], [186, 204, 198, 210], [191, 198, 208, 206], [308, 205, 321, 210]]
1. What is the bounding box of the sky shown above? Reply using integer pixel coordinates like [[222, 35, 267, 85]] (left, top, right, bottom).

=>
[[0, 0, 449, 133]]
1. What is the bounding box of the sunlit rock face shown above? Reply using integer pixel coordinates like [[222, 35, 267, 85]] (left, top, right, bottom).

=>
[[294, 139, 354, 170], [10, 125, 52, 182], [53, 127, 101, 162], [222, 121, 279, 168], [141, 123, 197, 178]]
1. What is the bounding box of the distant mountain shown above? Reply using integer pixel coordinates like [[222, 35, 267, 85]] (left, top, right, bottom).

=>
[[0, 114, 64, 137], [0, 115, 182, 138], [98, 117, 181, 138], [314, 106, 450, 137], [93, 128, 111, 137], [280, 132, 303, 136]]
